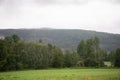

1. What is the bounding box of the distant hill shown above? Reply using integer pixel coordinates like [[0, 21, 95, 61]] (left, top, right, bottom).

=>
[[0, 29, 120, 51]]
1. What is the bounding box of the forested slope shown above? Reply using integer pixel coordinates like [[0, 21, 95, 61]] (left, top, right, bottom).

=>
[[0, 29, 120, 51]]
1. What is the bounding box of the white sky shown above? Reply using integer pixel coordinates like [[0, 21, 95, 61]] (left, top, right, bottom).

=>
[[0, 0, 120, 34]]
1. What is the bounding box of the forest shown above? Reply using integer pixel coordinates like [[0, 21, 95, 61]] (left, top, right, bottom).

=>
[[1, 29, 120, 51], [0, 34, 120, 71]]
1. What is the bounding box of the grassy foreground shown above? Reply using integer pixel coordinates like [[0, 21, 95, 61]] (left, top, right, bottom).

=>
[[0, 69, 120, 80]]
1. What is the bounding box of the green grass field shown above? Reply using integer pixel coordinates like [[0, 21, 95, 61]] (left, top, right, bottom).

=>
[[0, 69, 120, 80]]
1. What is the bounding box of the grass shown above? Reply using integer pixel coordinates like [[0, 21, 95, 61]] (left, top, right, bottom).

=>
[[0, 68, 120, 80]]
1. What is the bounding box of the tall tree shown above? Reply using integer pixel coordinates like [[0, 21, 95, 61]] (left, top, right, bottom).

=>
[[77, 37, 105, 67], [64, 50, 72, 67], [52, 46, 64, 68], [77, 40, 87, 59], [0, 39, 7, 71], [108, 51, 116, 65], [114, 48, 120, 67]]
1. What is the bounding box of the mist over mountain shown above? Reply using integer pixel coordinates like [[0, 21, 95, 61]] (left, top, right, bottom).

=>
[[0, 29, 120, 51], [0, 0, 120, 34]]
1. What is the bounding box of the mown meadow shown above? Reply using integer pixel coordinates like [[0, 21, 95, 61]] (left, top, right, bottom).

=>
[[0, 69, 120, 80]]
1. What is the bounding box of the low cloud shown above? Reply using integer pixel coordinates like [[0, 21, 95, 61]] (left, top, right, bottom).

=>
[[0, 0, 120, 34]]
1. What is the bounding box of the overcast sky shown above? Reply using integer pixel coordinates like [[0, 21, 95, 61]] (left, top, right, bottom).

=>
[[0, 0, 120, 34]]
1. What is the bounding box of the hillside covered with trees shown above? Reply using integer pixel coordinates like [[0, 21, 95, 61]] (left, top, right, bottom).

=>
[[0, 35, 120, 71], [0, 29, 120, 51]]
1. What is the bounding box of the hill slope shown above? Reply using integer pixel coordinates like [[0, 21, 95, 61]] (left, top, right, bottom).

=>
[[0, 29, 120, 51]]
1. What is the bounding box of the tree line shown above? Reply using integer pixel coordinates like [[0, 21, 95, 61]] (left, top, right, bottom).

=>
[[0, 35, 120, 71]]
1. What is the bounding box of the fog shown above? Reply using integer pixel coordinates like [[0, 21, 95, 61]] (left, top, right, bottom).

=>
[[0, 0, 120, 34]]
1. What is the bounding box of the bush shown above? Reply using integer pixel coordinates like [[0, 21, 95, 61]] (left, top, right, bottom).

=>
[[84, 58, 99, 67]]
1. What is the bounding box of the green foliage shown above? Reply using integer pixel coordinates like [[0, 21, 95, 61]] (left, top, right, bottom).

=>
[[0, 35, 55, 71], [77, 37, 106, 67], [84, 58, 99, 67], [77, 40, 87, 59], [4, 34, 20, 44], [114, 48, 120, 67], [52, 47, 64, 68], [64, 50, 79, 67], [0, 34, 119, 71], [108, 48, 120, 67], [12, 34, 20, 43], [0, 34, 71, 71], [0, 40, 7, 71], [108, 51, 116, 65]]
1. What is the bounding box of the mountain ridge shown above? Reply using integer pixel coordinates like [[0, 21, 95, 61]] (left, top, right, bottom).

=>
[[0, 29, 120, 51]]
